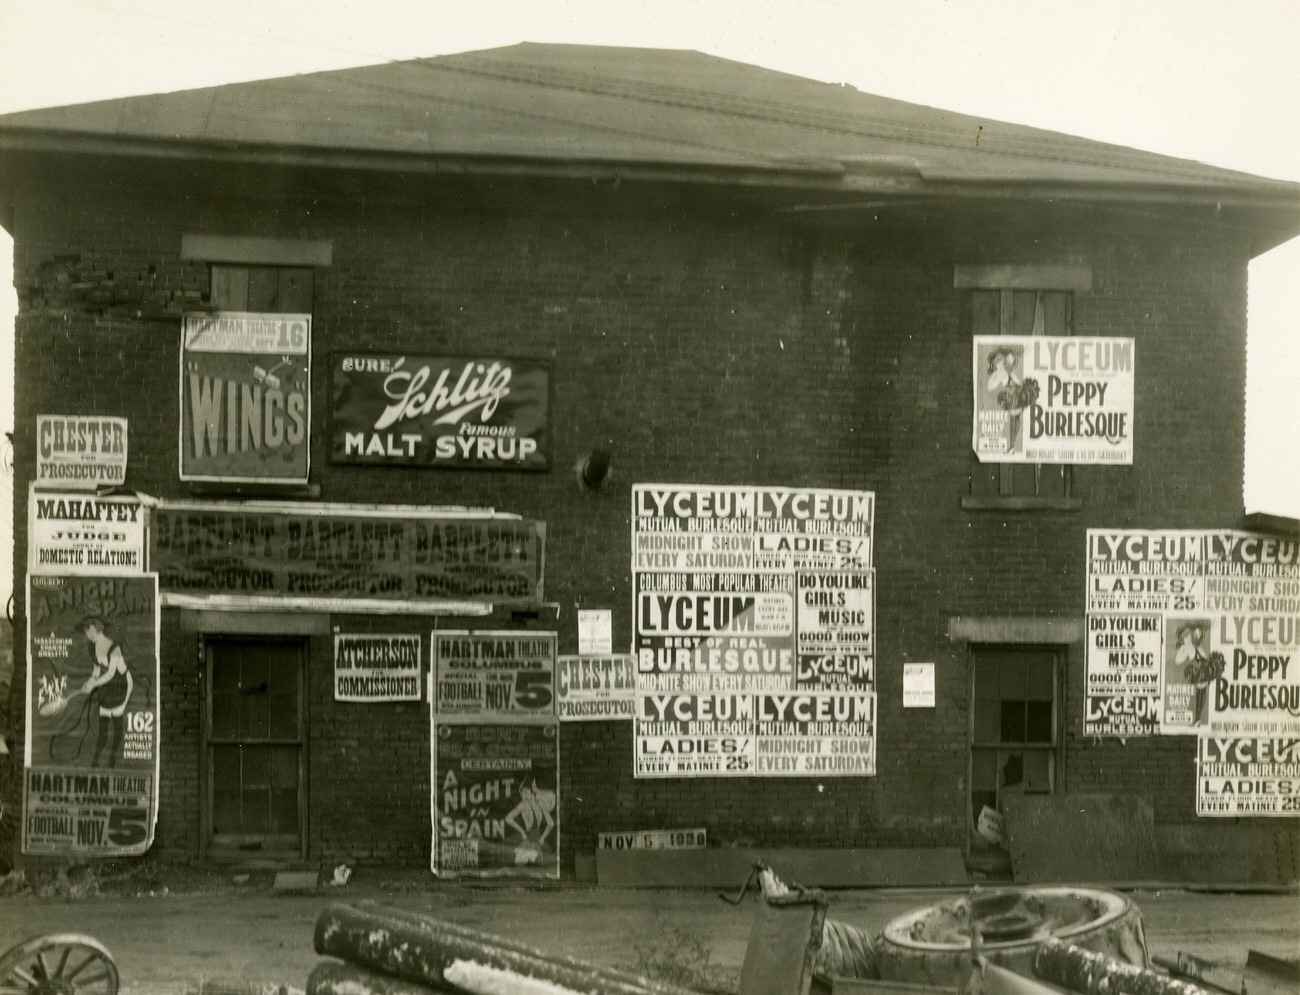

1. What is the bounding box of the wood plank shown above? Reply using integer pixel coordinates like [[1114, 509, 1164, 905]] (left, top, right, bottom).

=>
[[181, 233, 333, 266], [1153, 824, 1299, 886], [739, 894, 826, 995], [1003, 794, 1160, 883]]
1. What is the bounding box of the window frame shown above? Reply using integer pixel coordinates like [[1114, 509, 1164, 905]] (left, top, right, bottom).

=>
[[202, 636, 308, 860], [956, 264, 1091, 512], [966, 644, 1066, 863], [209, 263, 314, 313], [178, 240, 324, 495]]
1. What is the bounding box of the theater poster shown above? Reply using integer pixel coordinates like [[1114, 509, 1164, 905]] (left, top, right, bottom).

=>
[[632, 484, 877, 778], [1086, 529, 1300, 744], [973, 336, 1134, 464], [1198, 736, 1300, 817], [24, 573, 160, 855], [180, 311, 311, 483], [429, 630, 559, 877], [432, 631, 556, 718], [430, 721, 559, 879]]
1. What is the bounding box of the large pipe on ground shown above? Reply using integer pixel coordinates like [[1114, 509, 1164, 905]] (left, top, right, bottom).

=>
[[313, 902, 706, 995], [1034, 939, 1217, 995], [308, 959, 451, 995]]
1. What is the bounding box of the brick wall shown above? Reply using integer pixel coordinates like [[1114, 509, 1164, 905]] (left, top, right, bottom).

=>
[[7, 157, 1281, 870], [153, 619, 201, 860], [308, 617, 434, 866]]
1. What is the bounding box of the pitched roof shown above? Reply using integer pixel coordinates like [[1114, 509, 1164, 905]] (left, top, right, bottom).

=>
[[1, 43, 1298, 208]]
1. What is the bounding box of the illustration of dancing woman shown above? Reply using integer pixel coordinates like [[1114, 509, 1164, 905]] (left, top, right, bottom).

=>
[[79, 616, 134, 767], [505, 778, 557, 848]]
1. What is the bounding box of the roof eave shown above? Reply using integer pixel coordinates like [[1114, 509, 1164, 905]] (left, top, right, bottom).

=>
[[788, 177, 1300, 254], [2, 128, 1298, 252], [0, 128, 846, 188]]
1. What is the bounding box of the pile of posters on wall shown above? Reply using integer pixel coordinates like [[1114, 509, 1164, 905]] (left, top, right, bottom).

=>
[[1085, 529, 1300, 817], [429, 631, 559, 878], [632, 484, 876, 778], [556, 654, 636, 720], [972, 336, 1134, 465], [179, 311, 311, 484], [334, 632, 422, 701], [24, 573, 161, 855]]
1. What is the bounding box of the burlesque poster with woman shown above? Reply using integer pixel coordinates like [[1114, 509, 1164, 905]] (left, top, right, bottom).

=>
[[24, 573, 160, 856], [430, 721, 559, 879], [972, 335, 1135, 464]]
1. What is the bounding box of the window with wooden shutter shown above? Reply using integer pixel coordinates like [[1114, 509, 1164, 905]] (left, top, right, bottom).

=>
[[968, 289, 1073, 502], [210, 265, 313, 313], [955, 264, 1091, 511]]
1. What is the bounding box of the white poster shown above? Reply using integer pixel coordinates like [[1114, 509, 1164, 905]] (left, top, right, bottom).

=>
[[36, 415, 128, 491], [28, 486, 145, 574], [1085, 530, 1300, 764], [556, 654, 635, 720], [333, 633, 422, 701], [1198, 736, 1300, 817], [903, 663, 935, 708], [577, 610, 612, 655], [632, 484, 876, 777], [973, 336, 1134, 464]]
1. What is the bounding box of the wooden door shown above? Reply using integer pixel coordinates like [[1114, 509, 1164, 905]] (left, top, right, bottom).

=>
[[205, 637, 305, 860]]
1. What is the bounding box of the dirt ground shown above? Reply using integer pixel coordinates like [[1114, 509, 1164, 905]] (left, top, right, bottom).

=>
[[1, 866, 1297, 995]]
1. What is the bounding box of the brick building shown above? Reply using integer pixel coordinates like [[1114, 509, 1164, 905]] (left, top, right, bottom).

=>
[[2, 44, 1298, 880]]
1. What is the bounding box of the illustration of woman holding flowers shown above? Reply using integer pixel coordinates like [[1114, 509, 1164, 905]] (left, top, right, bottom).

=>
[[1174, 621, 1224, 725], [985, 344, 1039, 454]]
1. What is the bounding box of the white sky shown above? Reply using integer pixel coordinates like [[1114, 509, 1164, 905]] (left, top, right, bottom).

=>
[[1, 0, 1298, 610]]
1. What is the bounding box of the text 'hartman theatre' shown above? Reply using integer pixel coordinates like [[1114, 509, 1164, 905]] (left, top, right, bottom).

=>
[[2, 44, 1299, 885]]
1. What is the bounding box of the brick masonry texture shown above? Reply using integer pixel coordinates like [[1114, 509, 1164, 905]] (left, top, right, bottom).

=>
[[7, 158, 1290, 871]]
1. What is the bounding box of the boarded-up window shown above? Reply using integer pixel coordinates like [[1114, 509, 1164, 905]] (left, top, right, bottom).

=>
[[969, 289, 1073, 500], [211, 265, 313, 313]]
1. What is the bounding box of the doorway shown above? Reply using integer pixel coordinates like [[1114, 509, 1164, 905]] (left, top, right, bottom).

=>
[[204, 637, 306, 861], [967, 645, 1062, 871]]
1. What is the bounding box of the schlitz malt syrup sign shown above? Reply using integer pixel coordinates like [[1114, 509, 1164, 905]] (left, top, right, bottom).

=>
[[330, 353, 550, 470], [180, 312, 311, 484]]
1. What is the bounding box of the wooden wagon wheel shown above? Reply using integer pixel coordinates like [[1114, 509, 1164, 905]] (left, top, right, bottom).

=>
[[0, 934, 119, 995]]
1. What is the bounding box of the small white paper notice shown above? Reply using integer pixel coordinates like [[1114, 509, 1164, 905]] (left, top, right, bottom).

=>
[[903, 662, 935, 708], [578, 609, 613, 655]]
